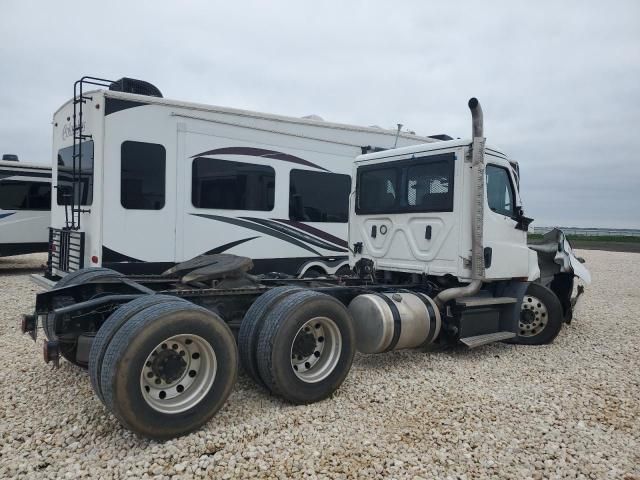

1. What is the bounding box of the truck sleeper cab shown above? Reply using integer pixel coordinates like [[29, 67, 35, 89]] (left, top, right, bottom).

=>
[[23, 95, 590, 440], [349, 140, 529, 281]]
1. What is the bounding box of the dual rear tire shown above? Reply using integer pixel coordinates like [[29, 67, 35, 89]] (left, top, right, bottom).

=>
[[91, 287, 355, 438], [88, 296, 238, 440], [239, 289, 356, 404]]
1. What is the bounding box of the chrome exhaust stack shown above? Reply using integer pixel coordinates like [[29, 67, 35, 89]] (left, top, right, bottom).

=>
[[469, 97, 483, 138], [435, 98, 486, 308]]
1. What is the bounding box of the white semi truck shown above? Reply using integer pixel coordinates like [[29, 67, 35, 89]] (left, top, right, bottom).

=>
[[23, 84, 590, 440]]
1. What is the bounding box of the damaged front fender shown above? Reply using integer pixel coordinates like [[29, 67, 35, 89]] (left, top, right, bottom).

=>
[[528, 228, 591, 284], [528, 228, 591, 323]]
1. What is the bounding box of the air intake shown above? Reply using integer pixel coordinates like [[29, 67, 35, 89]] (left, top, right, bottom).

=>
[[109, 78, 163, 98], [2, 154, 18, 161]]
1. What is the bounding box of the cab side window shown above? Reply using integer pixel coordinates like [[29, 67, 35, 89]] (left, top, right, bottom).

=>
[[486, 165, 515, 217]]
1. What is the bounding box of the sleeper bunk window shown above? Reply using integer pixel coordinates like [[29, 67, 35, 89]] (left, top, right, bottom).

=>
[[121, 141, 166, 210], [289, 170, 351, 223], [356, 153, 455, 214], [356, 166, 399, 214], [191, 158, 275, 211], [406, 159, 453, 212]]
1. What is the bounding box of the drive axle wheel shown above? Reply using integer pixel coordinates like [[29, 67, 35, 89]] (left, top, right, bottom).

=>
[[100, 302, 237, 439], [290, 316, 341, 383], [513, 283, 563, 345], [238, 286, 303, 386], [256, 290, 355, 404], [89, 295, 185, 405], [140, 334, 216, 414]]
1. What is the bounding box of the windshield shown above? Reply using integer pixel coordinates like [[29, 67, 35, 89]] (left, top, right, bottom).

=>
[[57, 141, 94, 205]]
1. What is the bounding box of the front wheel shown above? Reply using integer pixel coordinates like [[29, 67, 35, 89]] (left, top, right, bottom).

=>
[[514, 283, 563, 345]]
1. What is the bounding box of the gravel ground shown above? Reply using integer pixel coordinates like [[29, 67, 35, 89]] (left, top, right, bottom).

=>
[[0, 251, 638, 479]]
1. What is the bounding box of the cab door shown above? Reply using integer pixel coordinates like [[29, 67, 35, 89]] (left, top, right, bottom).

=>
[[482, 160, 529, 279]]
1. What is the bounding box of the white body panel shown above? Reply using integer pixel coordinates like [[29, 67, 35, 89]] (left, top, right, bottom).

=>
[[349, 140, 529, 281], [482, 150, 529, 279], [349, 143, 465, 276], [0, 160, 51, 257], [50, 90, 434, 276]]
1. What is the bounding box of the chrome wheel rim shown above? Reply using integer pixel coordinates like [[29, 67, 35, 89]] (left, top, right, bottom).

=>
[[520, 295, 548, 337], [290, 316, 341, 383], [140, 334, 216, 414]]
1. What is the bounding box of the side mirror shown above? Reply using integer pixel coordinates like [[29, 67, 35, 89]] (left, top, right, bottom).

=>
[[515, 207, 533, 231]]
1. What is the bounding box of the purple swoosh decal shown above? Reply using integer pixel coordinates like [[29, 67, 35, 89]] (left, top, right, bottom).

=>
[[191, 214, 322, 255], [0, 212, 15, 220], [271, 219, 348, 249], [190, 147, 330, 172], [243, 217, 347, 253]]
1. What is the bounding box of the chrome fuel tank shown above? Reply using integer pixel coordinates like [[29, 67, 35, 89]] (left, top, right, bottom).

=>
[[348, 292, 441, 354]]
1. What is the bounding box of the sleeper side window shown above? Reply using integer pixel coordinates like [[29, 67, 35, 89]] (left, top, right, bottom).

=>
[[289, 170, 351, 222], [356, 167, 398, 214], [191, 158, 275, 211], [406, 159, 453, 211], [486, 164, 515, 217], [356, 153, 455, 214], [121, 141, 166, 210]]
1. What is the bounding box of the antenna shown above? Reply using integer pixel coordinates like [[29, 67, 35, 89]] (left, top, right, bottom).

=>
[[393, 123, 403, 148]]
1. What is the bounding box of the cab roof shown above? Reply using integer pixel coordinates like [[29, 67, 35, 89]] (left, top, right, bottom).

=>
[[355, 138, 510, 163]]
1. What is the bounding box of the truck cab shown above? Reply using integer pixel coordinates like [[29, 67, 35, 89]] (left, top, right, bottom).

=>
[[349, 139, 531, 281]]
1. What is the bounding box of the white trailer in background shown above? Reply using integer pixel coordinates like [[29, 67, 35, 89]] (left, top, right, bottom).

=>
[[47, 77, 436, 278], [0, 159, 51, 257]]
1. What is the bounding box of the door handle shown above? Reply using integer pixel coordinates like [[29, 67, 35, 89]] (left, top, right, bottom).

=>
[[371, 225, 377, 238], [425, 225, 432, 240]]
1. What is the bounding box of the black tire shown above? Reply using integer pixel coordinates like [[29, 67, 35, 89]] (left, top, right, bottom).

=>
[[88, 295, 187, 405], [238, 286, 304, 387], [256, 290, 355, 404], [100, 301, 238, 439], [54, 267, 124, 289], [513, 283, 564, 345]]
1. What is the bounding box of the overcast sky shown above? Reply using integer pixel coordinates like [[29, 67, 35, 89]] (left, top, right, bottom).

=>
[[1, 1, 638, 228]]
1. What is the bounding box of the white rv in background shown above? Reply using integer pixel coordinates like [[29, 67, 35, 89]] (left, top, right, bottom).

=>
[[0, 158, 51, 257], [48, 77, 438, 278]]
